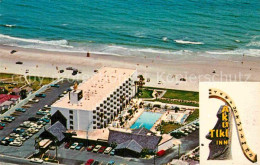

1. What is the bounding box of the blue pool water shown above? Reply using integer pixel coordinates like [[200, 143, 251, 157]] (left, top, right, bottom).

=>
[[130, 112, 162, 130]]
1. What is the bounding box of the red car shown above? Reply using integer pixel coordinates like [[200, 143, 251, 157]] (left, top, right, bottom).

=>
[[98, 146, 106, 153], [0, 126, 4, 130], [86, 145, 95, 151], [85, 159, 94, 165], [64, 142, 71, 149]]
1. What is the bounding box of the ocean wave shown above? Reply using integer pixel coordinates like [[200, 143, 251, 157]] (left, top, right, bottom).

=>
[[246, 41, 260, 47], [0, 34, 72, 48], [206, 49, 260, 57], [174, 40, 204, 45], [0, 24, 16, 28]]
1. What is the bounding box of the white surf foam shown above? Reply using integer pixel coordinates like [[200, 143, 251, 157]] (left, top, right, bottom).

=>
[[0, 34, 72, 48], [246, 41, 260, 47], [174, 40, 204, 45]]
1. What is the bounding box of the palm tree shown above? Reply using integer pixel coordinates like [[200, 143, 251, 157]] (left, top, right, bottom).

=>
[[137, 75, 145, 95]]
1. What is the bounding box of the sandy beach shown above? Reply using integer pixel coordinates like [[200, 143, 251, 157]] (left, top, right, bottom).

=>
[[0, 45, 260, 91]]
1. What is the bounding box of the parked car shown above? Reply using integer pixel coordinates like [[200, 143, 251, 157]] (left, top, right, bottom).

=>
[[16, 61, 23, 65], [1, 118, 12, 122], [39, 118, 50, 123], [15, 108, 26, 112], [93, 161, 100, 165], [64, 142, 71, 149], [59, 69, 64, 73], [9, 141, 22, 146], [35, 94, 46, 98], [0, 126, 4, 130], [1, 140, 9, 145], [29, 99, 39, 103], [98, 146, 106, 153], [107, 160, 115, 165], [86, 145, 95, 151], [110, 149, 115, 156], [30, 158, 43, 164], [4, 116, 15, 120], [93, 145, 102, 152], [66, 67, 74, 70], [28, 117, 40, 122], [104, 147, 112, 154], [70, 142, 79, 149], [85, 159, 94, 165], [13, 128, 25, 134], [50, 84, 60, 88], [0, 122, 6, 127], [37, 111, 47, 115], [75, 143, 84, 150], [44, 105, 51, 109]]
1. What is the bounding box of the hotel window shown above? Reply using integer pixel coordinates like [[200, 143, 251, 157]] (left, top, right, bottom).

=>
[[93, 116, 96, 119], [70, 126, 74, 130], [70, 115, 73, 120], [69, 110, 73, 114], [93, 126, 96, 129], [70, 121, 73, 125], [97, 107, 100, 110], [93, 121, 96, 124]]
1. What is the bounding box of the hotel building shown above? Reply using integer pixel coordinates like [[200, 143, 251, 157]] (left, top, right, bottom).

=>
[[51, 67, 137, 132]]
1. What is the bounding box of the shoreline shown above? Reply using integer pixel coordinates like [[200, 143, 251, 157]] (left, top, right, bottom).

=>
[[1, 44, 260, 92]]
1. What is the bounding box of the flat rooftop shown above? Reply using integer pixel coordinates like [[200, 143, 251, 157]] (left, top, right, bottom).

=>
[[52, 67, 136, 111]]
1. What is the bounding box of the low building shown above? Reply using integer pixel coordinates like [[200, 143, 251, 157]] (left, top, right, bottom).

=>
[[51, 67, 137, 132], [0, 94, 20, 111], [108, 127, 162, 157]]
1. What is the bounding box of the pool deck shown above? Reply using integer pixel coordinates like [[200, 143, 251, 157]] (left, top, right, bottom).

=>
[[124, 108, 144, 129], [150, 111, 165, 133]]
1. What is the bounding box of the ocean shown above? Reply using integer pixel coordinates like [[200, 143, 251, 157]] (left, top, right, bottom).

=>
[[0, 0, 259, 58]]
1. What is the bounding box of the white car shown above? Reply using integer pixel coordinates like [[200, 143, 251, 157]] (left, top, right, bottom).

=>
[[44, 105, 51, 109], [104, 147, 112, 154], [9, 141, 22, 146], [93, 145, 102, 152], [30, 158, 43, 164], [70, 142, 79, 149]]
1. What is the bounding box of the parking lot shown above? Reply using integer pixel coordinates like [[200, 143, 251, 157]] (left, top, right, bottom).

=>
[[47, 142, 148, 165], [0, 80, 73, 157]]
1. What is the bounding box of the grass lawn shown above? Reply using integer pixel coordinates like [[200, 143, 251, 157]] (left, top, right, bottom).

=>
[[161, 123, 182, 134], [138, 88, 153, 98], [163, 89, 199, 101], [0, 73, 54, 91], [186, 109, 199, 123], [139, 87, 199, 107]]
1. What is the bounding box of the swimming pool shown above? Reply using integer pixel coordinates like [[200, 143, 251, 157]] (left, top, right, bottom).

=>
[[130, 112, 162, 130]]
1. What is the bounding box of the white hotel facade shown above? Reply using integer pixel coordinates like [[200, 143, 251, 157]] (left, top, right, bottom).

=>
[[51, 67, 137, 132]]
